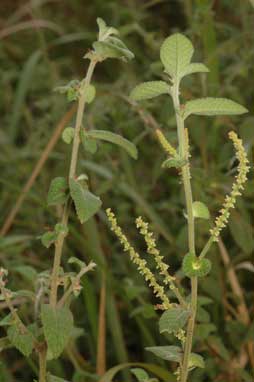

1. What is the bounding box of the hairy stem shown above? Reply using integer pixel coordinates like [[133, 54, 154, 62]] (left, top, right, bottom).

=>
[[49, 58, 97, 307], [172, 82, 197, 382], [38, 344, 47, 382]]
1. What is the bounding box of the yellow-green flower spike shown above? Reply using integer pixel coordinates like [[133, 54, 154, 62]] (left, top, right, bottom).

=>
[[135, 216, 187, 307], [155, 129, 177, 157], [106, 209, 171, 310], [210, 131, 250, 241]]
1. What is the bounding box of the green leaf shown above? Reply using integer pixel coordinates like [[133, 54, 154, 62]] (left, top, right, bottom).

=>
[[93, 38, 134, 62], [131, 368, 149, 382], [193, 201, 210, 220], [162, 157, 187, 169], [69, 178, 102, 223], [184, 98, 248, 119], [0, 313, 14, 327], [159, 306, 189, 334], [47, 177, 68, 206], [80, 130, 98, 154], [84, 84, 96, 104], [7, 323, 34, 356], [62, 127, 74, 144], [180, 63, 209, 79], [41, 304, 73, 360], [188, 353, 205, 369], [160, 33, 194, 79], [99, 362, 175, 382], [130, 81, 169, 101], [183, 252, 211, 278], [97, 18, 118, 41], [145, 346, 182, 362], [41, 231, 57, 249], [85, 130, 138, 159]]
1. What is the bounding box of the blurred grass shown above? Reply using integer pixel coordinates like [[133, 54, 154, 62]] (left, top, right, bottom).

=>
[[0, 1, 254, 381]]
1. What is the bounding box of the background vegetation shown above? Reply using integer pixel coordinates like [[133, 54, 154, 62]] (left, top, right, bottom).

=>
[[0, 1, 253, 381]]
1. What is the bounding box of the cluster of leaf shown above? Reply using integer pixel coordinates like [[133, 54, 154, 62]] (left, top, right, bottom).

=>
[[0, 1, 254, 382]]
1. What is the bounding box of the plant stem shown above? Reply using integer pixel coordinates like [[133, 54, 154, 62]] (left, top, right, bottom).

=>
[[49, 58, 97, 307], [38, 344, 47, 382], [172, 81, 197, 382]]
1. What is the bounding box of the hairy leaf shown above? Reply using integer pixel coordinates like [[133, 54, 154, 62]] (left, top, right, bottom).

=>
[[62, 127, 74, 144], [69, 178, 102, 223], [193, 201, 210, 220], [130, 81, 169, 101], [47, 177, 68, 206], [84, 84, 96, 104], [41, 231, 57, 249], [162, 157, 187, 169], [93, 37, 134, 62], [41, 304, 73, 359], [7, 323, 34, 357], [183, 252, 211, 278], [188, 353, 205, 369], [180, 63, 209, 79], [159, 306, 189, 334], [160, 33, 193, 79], [145, 346, 182, 362], [184, 97, 248, 119], [85, 130, 138, 159]]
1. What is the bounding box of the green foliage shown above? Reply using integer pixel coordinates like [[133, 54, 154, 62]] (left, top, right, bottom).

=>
[[145, 346, 182, 362], [7, 323, 34, 357], [183, 97, 248, 119], [162, 157, 187, 169], [192, 201, 210, 220], [69, 178, 102, 223], [160, 33, 194, 80], [183, 252, 211, 278], [159, 306, 190, 334], [130, 81, 169, 101], [41, 304, 73, 359], [47, 177, 68, 206], [82, 129, 138, 159], [62, 127, 75, 144]]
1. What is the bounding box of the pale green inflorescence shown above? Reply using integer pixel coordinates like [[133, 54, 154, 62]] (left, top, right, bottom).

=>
[[210, 131, 250, 241], [106, 208, 172, 310]]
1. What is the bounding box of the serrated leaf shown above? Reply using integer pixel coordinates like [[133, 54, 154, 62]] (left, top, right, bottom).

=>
[[160, 33, 194, 79], [162, 157, 187, 169], [85, 130, 138, 159], [84, 84, 96, 104], [47, 177, 68, 206], [69, 178, 102, 223], [130, 81, 169, 101], [183, 252, 211, 278], [184, 98, 248, 119], [180, 63, 209, 79], [41, 304, 73, 360], [7, 323, 34, 356], [131, 368, 149, 382], [188, 353, 205, 369], [145, 346, 182, 362], [159, 306, 189, 334], [62, 127, 74, 144], [193, 201, 210, 220], [41, 231, 57, 249]]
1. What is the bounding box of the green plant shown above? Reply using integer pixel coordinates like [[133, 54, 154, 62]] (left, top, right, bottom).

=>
[[107, 33, 249, 382], [0, 18, 136, 382]]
